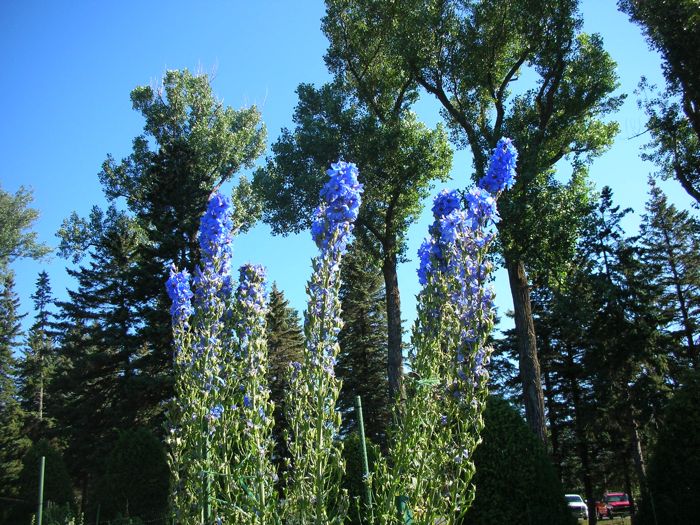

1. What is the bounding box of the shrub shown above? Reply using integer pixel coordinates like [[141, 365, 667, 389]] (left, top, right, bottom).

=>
[[11, 439, 74, 524], [638, 370, 700, 525], [462, 396, 574, 525], [342, 431, 381, 524], [96, 428, 168, 522]]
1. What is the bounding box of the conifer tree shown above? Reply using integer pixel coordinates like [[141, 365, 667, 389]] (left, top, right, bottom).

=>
[[48, 216, 142, 504], [265, 283, 304, 465], [0, 273, 30, 514], [640, 179, 700, 370], [56, 70, 266, 428], [17, 271, 55, 434], [336, 244, 390, 445]]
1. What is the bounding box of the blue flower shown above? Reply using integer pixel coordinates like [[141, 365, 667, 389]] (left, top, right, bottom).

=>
[[198, 192, 234, 269], [236, 264, 268, 316], [166, 265, 194, 325], [209, 404, 224, 420], [311, 161, 363, 253], [478, 137, 518, 194], [431, 189, 462, 219], [464, 187, 499, 228]]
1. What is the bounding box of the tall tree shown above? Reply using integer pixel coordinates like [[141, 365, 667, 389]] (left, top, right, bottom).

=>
[[0, 184, 50, 272], [336, 245, 390, 445], [49, 215, 143, 507], [0, 273, 30, 514], [640, 179, 700, 370], [324, 0, 623, 442], [56, 70, 266, 426], [265, 284, 305, 467], [253, 81, 451, 401], [17, 271, 55, 432], [619, 0, 700, 203]]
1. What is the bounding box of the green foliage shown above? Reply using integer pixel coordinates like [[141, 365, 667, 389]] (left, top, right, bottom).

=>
[[253, 79, 452, 399], [619, 0, 700, 203], [638, 370, 700, 525], [337, 246, 390, 445], [0, 184, 50, 271], [17, 271, 56, 438], [341, 432, 381, 525], [51, 69, 266, 505], [462, 397, 574, 525], [266, 284, 304, 471], [96, 428, 169, 523], [14, 439, 74, 523], [640, 179, 700, 371], [0, 272, 30, 516]]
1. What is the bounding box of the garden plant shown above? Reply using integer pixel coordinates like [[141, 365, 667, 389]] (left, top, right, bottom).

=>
[[166, 138, 517, 524]]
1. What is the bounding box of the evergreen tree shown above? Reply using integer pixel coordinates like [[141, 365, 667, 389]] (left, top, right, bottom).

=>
[[581, 187, 669, 517], [265, 284, 304, 466], [56, 69, 266, 431], [640, 179, 700, 370], [48, 217, 143, 508], [0, 273, 30, 520], [17, 271, 56, 435], [336, 245, 390, 445]]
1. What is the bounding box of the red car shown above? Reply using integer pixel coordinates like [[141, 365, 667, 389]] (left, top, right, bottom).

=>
[[595, 492, 631, 519]]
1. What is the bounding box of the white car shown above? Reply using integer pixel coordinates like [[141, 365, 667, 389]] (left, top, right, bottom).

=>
[[565, 494, 589, 520]]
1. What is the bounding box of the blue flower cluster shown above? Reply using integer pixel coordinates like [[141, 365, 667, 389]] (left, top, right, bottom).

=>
[[236, 264, 268, 316], [199, 192, 235, 270], [478, 137, 518, 194], [311, 161, 363, 253], [416, 138, 518, 399], [166, 265, 194, 326]]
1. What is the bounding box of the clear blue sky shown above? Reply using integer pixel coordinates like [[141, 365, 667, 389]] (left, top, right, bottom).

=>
[[1, 1, 696, 336]]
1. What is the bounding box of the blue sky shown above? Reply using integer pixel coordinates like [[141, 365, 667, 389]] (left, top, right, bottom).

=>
[[1, 0, 696, 336]]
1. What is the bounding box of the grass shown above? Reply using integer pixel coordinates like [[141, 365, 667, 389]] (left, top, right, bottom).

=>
[[578, 517, 631, 525]]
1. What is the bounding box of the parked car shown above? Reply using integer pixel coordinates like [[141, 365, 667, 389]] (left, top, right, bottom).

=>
[[565, 494, 589, 520], [596, 492, 631, 519]]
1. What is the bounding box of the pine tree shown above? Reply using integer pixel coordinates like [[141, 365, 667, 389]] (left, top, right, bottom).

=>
[[336, 245, 390, 446], [0, 273, 30, 515], [640, 179, 700, 370], [265, 284, 304, 466]]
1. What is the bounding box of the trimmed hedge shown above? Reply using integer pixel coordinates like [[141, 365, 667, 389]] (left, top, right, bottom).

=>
[[638, 370, 700, 525], [462, 396, 574, 525]]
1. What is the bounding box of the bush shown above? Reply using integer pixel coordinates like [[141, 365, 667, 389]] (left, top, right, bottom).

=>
[[342, 431, 381, 525], [638, 370, 700, 525], [462, 396, 574, 525], [96, 428, 169, 523]]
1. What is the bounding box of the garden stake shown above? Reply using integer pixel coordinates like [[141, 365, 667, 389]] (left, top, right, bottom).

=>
[[37, 455, 45, 525], [96, 503, 100, 525], [203, 422, 212, 525], [354, 395, 373, 522]]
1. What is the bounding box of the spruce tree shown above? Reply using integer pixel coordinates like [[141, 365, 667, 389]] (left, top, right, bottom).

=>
[[17, 271, 55, 435], [0, 273, 30, 516], [48, 217, 143, 505], [336, 245, 390, 445], [56, 70, 266, 432], [265, 284, 304, 466], [640, 179, 700, 370]]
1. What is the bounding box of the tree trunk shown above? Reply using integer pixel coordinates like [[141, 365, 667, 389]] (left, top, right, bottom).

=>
[[382, 250, 405, 402], [506, 257, 547, 444]]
